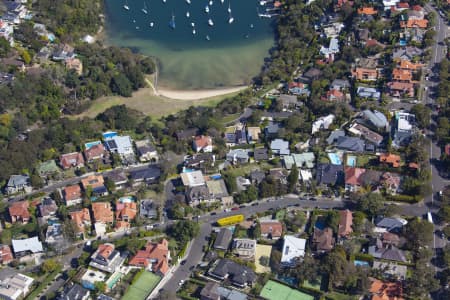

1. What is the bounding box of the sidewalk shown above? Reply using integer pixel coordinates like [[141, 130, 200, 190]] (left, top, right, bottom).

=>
[[147, 240, 193, 299]]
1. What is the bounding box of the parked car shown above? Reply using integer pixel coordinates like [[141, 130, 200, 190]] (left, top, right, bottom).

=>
[[231, 207, 239, 211]]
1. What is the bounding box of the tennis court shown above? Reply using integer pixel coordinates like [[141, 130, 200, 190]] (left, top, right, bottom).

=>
[[260, 281, 314, 300], [123, 271, 161, 300]]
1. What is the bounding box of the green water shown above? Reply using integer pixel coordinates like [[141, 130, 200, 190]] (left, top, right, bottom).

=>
[[104, 0, 275, 89]]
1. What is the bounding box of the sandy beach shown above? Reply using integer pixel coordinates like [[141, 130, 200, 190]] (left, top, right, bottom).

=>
[[156, 86, 248, 100]]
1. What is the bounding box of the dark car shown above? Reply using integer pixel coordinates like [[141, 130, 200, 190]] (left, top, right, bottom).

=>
[[231, 207, 239, 211], [251, 202, 259, 206], [309, 197, 317, 201], [210, 212, 217, 215], [239, 205, 246, 208], [180, 260, 187, 265]]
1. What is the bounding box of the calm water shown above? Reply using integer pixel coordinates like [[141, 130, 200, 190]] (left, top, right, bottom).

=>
[[104, 0, 275, 89]]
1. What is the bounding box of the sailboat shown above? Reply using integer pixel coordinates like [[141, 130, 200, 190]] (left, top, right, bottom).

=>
[[205, 5, 209, 13], [209, 0, 213, 5], [150, 22, 154, 27], [208, 18, 214, 26], [123, 0, 130, 10], [221, 0, 224, 3], [191, 22, 195, 27], [141, 1, 148, 14], [228, 13, 234, 24], [163, 0, 166, 3], [227, 1, 231, 13], [186, 11, 190, 18], [192, 28, 196, 34], [186, 0, 191, 3], [206, 35, 210, 41], [169, 13, 176, 29]]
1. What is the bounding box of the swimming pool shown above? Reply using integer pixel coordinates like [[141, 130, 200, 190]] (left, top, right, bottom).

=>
[[85, 140, 101, 150], [346, 155, 357, 167], [328, 152, 342, 165], [119, 196, 136, 203], [354, 260, 370, 267], [103, 131, 117, 139]]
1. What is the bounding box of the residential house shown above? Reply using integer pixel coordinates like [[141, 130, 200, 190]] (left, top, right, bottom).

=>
[[52, 44, 76, 61], [260, 220, 283, 239], [0, 270, 34, 300], [270, 139, 290, 156], [83, 144, 106, 162], [360, 110, 389, 131], [345, 167, 366, 192], [325, 89, 347, 102], [214, 228, 233, 250], [320, 37, 339, 61], [281, 235, 306, 266], [128, 239, 171, 276], [288, 82, 310, 96], [303, 68, 322, 82], [269, 168, 287, 184], [205, 179, 229, 200], [369, 278, 403, 300], [209, 259, 256, 288], [322, 22, 345, 38], [9, 201, 30, 224], [0, 245, 13, 264], [398, 59, 423, 71], [356, 86, 381, 100], [135, 139, 158, 162], [312, 114, 335, 134], [91, 202, 114, 225], [331, 79, 351, 91], [313, 227, 335, 252], [11, 237, 43, 257], [393, 47, 423, 61], [393, 112, 415, 147], [277, 94, 299, 110], [316, 164, 344, 187], [224, 124, 247, 147], [60, 152, 85, 170], [116, 199, 137, 223], [352, 68, 379, 81], [140, 199, 158, 219], [175, 128, 199, 141], [392, 68, 413, 82], [81, 175, 108, 196], [63, 184, 83, 206], [226, 149, 250, 165], [375, 217, 407, 233], [253, 148, 269, 161], [232, 239, 256, 259], [369, 238, 407, 262], [184, 153, 215, 169], [247, 127, 261, 143], [58, 283, 90, 300], [45, 223, 64, 246], [338, 210, 353, 238], [89, 243, 126, 273], [264, 122, 281, 139], [5, 175, 31, 195], [250, 170, 266, 185], [38, 198, 57, 221], [104, 135, 135, 160], [64, 58, 83, 75], [383, 0, 400, 10], [283, 153, 315, 170], [358, 7, 378, 15], [327, 130, 346, 145], [70, 209, 91, 238], [200, 282, 248, 300], [387, 81, 415, 97], [379, 153, 401, 168], [348, 123, 383, 146], [336, 136, 365, 153], [37, 160, 59, 178], [80, 269, 106, 291], [105, 170, 128, 190], [129, 166, 161, 186], [372, 261, 407, 280], [193, 135, 213, 153], [381, 172, 402, 194], [401, 19, 428, 28]]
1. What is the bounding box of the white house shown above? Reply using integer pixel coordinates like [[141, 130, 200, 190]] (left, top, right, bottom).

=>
[[281, 235, 306, 267]]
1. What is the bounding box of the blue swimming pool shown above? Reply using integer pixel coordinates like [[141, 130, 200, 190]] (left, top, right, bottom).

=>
[[119, 196, 136, 203], [328, 153, 342, 165], [103, 131, 117, 139], [347, 155, 357, 167], [354, 260, 370, 267], [85, 140, 101, 150]]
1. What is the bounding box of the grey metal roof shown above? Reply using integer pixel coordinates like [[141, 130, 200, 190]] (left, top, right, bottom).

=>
[[7, 175, 29, 187], [336, 136, 365, 152], [214, 228, 233, 250], [58, 283, 90, 300], [326, 130, 345, 145], [316, 164, 344, 186], [362, 110, 388, 129], [210, 259, 256, 287]]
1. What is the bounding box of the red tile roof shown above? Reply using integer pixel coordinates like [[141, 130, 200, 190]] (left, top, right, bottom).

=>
[[400, 19, 428, 29], [370, 278, 403, 300], [0, 245, 13, 264], [345, 167, 366, 186], [358, 7, 378, 15], [379, 153, 401, 168], [9, 201, 30, 223], [444, 144, 450, 156], [116, 201, 137, 221], [260, 221, 283, 238], [98, 243, 115, 260], [84, 144, 105, 161], [129, 239, 170, 275], [60, 152, 85, 169], [338, 210, 353, 237], [64, 184, 82, 202], [70, 209, 91, 233], [81, 175, 104, 190], [193, 135, 212, 150], [92, 202, 114, 224]]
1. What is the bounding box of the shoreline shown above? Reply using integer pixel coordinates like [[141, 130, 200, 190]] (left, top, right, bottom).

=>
[[155, 85, 248, 100]]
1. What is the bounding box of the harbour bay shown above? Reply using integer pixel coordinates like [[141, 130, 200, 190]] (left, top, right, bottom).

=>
[[104, 0, 275, 89]]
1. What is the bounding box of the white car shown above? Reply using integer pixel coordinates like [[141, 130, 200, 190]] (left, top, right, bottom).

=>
[[178, 280, 185, 286]]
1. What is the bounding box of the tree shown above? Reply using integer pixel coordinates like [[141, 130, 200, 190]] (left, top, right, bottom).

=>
[[168, 220, 199, 244], [0, 37, 10, 57], [287, 166, 299, 193], [411, 104, 431, 128], [42, 259, 60, 273], [356, 193, 384, 217], [94, 281, 106, 293], [404, 218, 434, 250], [110, 73, 133, 97], [259, 255, 270, 266], [63, 219, 78, 242], [21, 49, 31, 65], [406, 264, 439, 298], [325, 211, 340, 232]]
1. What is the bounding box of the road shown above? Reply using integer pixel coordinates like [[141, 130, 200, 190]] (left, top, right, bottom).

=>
[[6, 163, 154, 203]]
